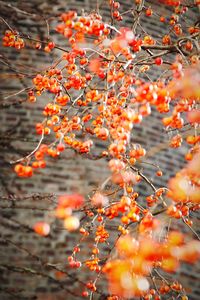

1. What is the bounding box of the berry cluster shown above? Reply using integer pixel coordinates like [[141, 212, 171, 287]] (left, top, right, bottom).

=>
[[3, 2, 200, 299], [103, 232, 199, 298], [3, 30, 25, 49]]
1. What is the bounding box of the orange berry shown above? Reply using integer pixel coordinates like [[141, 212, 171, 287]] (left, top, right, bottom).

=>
[[33, 222, 50, 236], [156, 170, 163, 176], [64, 216, 80, 231]]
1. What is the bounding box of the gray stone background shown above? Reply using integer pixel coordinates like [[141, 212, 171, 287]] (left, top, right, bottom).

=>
[[0, 0, 199, 299]]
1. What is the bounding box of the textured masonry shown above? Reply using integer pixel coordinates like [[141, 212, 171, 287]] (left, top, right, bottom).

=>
[[0, 1, 199, 299]]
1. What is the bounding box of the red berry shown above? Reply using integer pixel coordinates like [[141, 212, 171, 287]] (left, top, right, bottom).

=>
[[156, 170, 163, 176], [82, 291, 89, 297], [155, 57, 163, 65], [57, 143, 65, 152], [146, 8, 153, 16]]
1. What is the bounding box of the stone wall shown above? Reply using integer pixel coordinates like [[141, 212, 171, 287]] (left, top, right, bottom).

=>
[[0, 1, 199, 299]]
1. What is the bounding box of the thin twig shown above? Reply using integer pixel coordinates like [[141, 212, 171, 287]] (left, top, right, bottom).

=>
[[10, 130, 44, 164]]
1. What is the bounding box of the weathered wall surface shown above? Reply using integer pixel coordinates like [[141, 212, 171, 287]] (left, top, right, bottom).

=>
[[0, 1, 199, 299]]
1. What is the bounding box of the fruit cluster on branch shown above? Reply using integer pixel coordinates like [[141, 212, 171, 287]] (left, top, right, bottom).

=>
[[1, 0, 200, 299]]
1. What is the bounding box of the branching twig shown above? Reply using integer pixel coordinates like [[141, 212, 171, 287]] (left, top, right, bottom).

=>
[[10, 130, 44, 164]]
